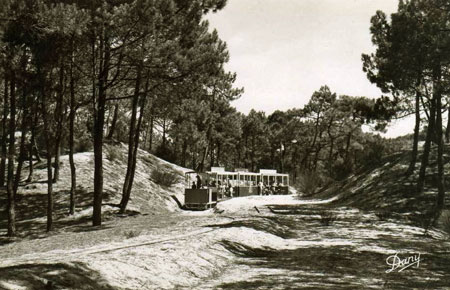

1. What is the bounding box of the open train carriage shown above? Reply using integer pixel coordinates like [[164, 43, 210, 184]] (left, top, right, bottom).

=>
[[234, 170, 260, 197], [183, 168, 290, 210], [207, 167, 289, 197], [207, 167, 239, 199], [184, 171, 218, 210], [260, 169, 289, 195]]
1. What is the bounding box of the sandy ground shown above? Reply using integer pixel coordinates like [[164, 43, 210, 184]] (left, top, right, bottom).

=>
[[1, 194, 449, 289], [1, 146, 450, 289], [0, 195, 325, 288]]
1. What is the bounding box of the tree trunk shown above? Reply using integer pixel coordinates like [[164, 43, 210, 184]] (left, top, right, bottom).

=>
[[327, 116, 335, 170], [6, 71, 16, 237], [39, 66, 54, 232], [197, 145, 208, 172], [446, 99, 450, 143], [148, 114, 154, 151], [43, 121, 54, 232], [93, 92, 106, 226], [244, 135, 249, 168], [92, 34, 110, 226], [434, 69, 445, 211], [0, 74, 8, 188], [181, 139, 187, 167], [417, 96, 436, 194], [328, 137, 334, 164], [120, 72, 149, 213], [106, 103, 118, 139], [69, 51, 76, 215], [14, 78, 29, 194], [13, 110, 27, 197], [26, 124, 35, 182], [251, 136, 255, 172], [237, 144, 241, 168], [31, 128, 42, 162], [209, 141, 215, 169], [313, 146, 322, 171], [122, 95, 146, 212], [300, 150, 310, 172], [53, 62, 65, 183], [119, 63, 142, 213], [406, 90, 421, 176], [345, 132, 352, 158], [30, 107, 42, 166], [192, 149, 197, 170], [216, 141, 221, 166], [143, 120, 148, 148], [292, 146, 298, 183], [26, 105, 40, 182]]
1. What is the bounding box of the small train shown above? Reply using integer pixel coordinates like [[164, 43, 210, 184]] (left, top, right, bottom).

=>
[[184, 167, 289, 210]]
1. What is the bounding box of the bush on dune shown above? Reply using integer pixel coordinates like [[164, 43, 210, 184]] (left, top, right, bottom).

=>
[[105, 145, 124, 162], [297, 171, 322, 196], [438, 210, 450, 237], [151, 169, 180, 187], [74, 137, 92, 153]]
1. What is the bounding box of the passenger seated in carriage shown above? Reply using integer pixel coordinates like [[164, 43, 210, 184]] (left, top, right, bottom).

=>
[[258, 181, 263, 195]]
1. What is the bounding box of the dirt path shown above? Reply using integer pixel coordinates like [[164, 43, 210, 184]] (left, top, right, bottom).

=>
[[200, 203, 450, 289], [1, 195, 449, 289]]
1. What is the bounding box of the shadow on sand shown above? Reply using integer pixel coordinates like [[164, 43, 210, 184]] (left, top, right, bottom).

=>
[[0, 187, 118, 240], [0, 262, 116, 290]]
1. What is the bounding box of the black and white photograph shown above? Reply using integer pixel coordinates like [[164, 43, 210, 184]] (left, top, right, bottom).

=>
[[0, 0, 450, 289]]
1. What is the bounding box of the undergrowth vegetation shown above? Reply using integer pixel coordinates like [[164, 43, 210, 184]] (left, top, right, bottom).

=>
[[151, 169, 180, 187], [124, 229, 141, 239], [105, 146, 124, 162], [297, 171, 322, 196], [319, 210, 337, 226], [439, 210, 450, 236], [375, 210, 392, 221], [74, 137, 92, 153]]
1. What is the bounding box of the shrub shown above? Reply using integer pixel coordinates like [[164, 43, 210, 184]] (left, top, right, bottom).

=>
[[124, 229, 141, 239], [319, 210, 337, 226], [331, 157, 354, 180], [297, 171, 322, 196], [375, 210, 392, 221], [359, 140, 386, 170], [105, 145, 124, 162], [142, 154, 154, 165], [155, 144, 176, 163], [151, 169, 180, 187], [74, 137, 92, 153], [438, 210, 450, 236]]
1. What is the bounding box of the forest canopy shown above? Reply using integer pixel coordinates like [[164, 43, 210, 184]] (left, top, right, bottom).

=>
[[1, 0, 447, 236]]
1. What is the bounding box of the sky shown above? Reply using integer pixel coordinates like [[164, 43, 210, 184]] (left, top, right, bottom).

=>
[[207, 0, 414, 138]]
